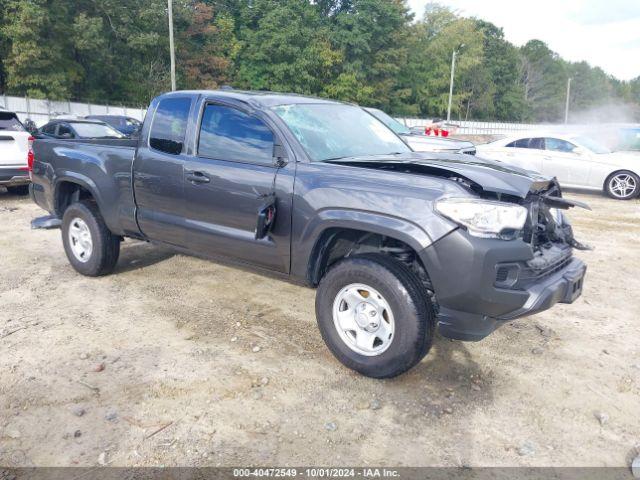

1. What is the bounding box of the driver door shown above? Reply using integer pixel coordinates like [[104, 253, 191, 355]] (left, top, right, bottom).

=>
[[181, 100, 294, 273]]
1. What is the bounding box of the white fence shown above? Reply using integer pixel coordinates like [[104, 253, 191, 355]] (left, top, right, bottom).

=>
[[3, 93, 634, 136], [0, 94, 146, 127], [399, 117, 546, 135]]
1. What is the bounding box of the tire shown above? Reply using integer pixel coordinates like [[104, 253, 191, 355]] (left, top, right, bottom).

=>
[[605, 170, 640, 200], [6, 185, 29, 196], [61, 200, 120, 276], [315, 253, 435, 378]]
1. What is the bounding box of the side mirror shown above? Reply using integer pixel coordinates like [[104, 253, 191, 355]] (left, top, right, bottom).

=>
[[273, 142, 287, 167]]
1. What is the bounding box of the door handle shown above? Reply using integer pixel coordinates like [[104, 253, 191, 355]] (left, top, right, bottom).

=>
[[186, 171, 210, 184]]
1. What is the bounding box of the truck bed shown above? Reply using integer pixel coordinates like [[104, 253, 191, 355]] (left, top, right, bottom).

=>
[[31, 138, 140, 237]]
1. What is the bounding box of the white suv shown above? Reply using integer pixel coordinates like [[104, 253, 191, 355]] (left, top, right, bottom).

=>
[[0, 108, 33, 195]]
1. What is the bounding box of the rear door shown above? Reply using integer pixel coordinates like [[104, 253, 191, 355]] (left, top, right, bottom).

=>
[[182, 100, 294, 273], [133, 96, 194, 247], [0, 112, 30, 169]]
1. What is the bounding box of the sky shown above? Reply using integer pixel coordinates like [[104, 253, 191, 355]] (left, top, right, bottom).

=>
[[407, 0, 640, 81]]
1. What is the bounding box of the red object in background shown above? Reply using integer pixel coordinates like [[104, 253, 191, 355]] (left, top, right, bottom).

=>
[[425, 127, 450, 137]]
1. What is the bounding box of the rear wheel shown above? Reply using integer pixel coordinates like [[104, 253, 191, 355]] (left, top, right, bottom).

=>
[[605, 170, 639, 200], [61, 201, 120, 276], [6, 185, 29, 196], [315, 253, 434, 378]]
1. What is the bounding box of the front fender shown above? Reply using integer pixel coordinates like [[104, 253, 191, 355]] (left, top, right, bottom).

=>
[[290, 207, 456, 283]]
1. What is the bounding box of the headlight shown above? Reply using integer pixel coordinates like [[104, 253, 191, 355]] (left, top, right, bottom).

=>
[[435, 198, 528, 239]]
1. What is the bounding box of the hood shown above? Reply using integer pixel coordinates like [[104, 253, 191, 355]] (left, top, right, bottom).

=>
[[326, 151, 553, 199], [402, 134, 474, 152]]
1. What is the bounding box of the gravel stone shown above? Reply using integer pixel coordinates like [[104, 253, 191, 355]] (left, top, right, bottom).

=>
[[518, 441, 536, 456], [104, 410, 118, 422], [71, 406, 86, 417], [324, 422, 337, 432], [594, 411, 609, 426]]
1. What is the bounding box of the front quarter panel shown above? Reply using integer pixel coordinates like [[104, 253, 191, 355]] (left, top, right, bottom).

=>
[[290, 161, 464, 282]]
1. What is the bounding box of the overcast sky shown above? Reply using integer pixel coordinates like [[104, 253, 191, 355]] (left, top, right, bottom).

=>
[[407, 0, 640, 81]]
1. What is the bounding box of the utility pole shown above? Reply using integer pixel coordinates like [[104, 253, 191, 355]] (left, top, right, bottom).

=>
[[564, 77, 572, 124], [168, 0, 176, 91], [447, 49, 457, 122]]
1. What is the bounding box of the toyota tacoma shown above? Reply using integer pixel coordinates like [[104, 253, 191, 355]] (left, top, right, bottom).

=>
[[29, 90, 588, 378]]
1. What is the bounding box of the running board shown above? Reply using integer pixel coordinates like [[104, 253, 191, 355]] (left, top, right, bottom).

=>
[[31, 215, 62, 230]]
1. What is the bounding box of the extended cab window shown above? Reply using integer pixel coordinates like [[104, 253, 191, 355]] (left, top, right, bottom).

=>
[[198, 104, 274, 164], [58, 124, 74, 138], [42, 124, 56, 135], [149, 97, 191, 155]]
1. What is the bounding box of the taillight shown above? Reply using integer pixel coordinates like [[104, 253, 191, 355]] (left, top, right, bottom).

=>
[[27, 136, 35, 176]]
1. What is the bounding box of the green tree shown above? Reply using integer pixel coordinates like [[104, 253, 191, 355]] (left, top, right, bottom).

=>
[[520, 40, 568, 122], [234, 0, 342, 95]]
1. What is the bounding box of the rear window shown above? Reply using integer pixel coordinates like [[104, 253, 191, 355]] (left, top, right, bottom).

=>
[[506, 138, 531, 148], [149, 97, 192, 155], [0, 112, 26, 132]]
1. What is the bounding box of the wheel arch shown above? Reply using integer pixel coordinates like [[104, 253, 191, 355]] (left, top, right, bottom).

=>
[[305, 225, 434, 294], [53, 173, 103, 217]]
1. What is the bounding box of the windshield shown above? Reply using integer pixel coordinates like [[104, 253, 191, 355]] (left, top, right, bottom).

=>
[[273, 104, 410, 162], [572, 136, 611, 154], [0, 112, 26, 131], [365, 108, 411, 135], [72, 122, 124, 138]]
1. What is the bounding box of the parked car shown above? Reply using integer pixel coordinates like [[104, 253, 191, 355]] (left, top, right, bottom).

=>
[[476, 133, 640, 199], [39, 119, 125, 140], [85, 115, 142, 137], [616, 127, 640, 152], [0, 108, 33, 195], [30, 90, 587, 378], [364, 108, 476, 155]]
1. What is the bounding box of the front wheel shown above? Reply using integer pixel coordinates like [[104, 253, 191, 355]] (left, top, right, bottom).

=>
[[315, 253, 435, 378], [61, 201, 120, 276], [605, 170, 640, 200]]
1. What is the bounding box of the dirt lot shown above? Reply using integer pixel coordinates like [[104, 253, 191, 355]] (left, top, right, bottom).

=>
[[1, 188, 639, 468]]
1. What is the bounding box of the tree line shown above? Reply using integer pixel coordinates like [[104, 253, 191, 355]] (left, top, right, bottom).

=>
[[1, 0, 638, 122]]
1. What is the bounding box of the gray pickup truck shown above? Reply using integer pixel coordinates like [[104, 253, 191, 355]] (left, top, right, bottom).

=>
[[30, 90, 587, 378]]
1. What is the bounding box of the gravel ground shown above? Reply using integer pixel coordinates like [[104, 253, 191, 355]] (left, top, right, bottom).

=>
[[0, 187, 639, 468]]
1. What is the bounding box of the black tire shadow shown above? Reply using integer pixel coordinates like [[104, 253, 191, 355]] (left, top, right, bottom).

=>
[[114, 240, 175, 273]]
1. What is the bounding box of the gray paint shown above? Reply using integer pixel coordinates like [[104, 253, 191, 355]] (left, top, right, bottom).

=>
[[30, 89, 585, 341]]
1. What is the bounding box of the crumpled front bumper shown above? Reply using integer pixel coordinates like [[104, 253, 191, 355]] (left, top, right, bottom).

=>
[[419, 229, 587, 341]]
